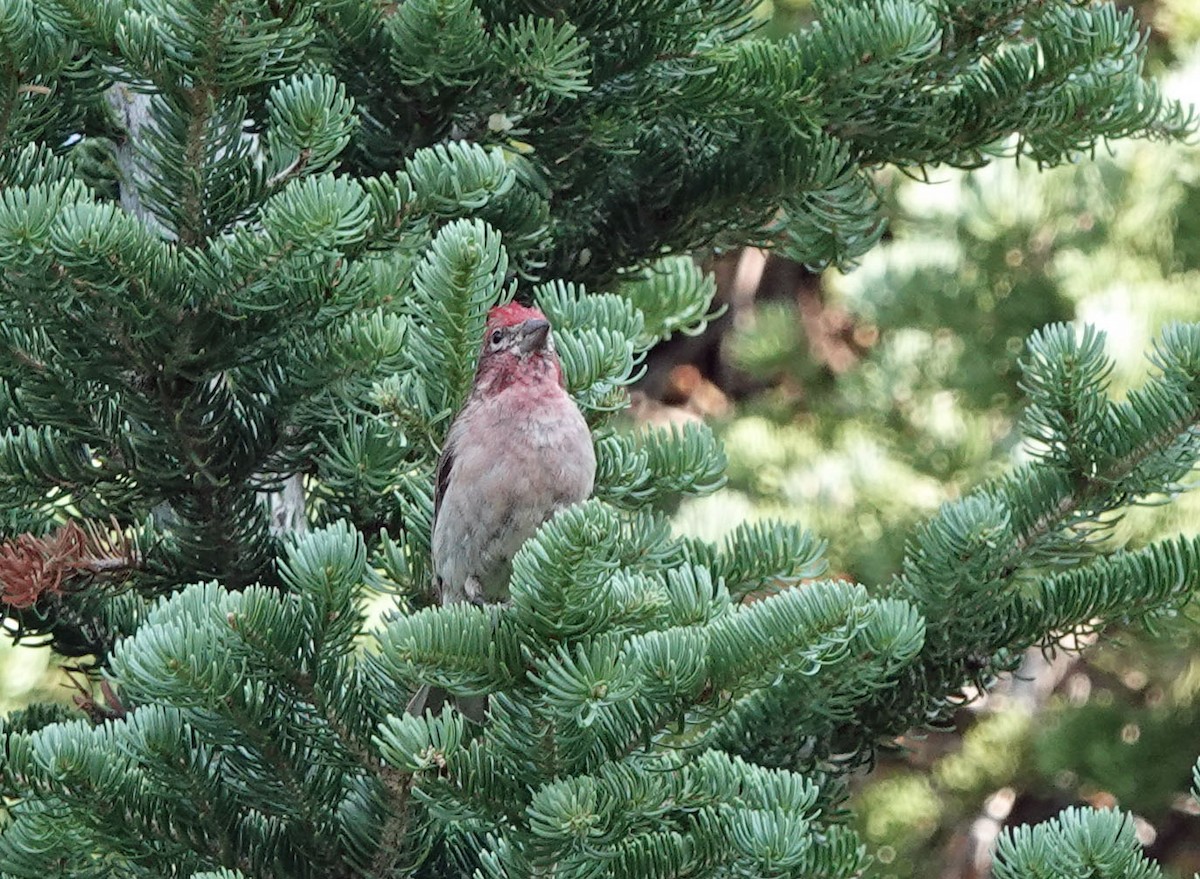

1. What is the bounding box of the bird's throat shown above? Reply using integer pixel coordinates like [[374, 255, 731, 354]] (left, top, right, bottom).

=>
[[475, 352, 564, 396]]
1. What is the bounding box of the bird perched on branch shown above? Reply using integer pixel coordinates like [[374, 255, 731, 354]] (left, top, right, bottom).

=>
[[409, 302, 595, 719], [439, 299, 597, 593], [432, 301, 596, 606]]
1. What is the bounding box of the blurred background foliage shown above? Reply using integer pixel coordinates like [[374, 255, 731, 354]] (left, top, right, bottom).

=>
[[2, 0, 1199, 876], [658, 1, 1200, 876]]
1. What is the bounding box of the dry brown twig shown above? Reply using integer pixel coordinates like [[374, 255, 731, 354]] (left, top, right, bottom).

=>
[[0, 518, 139, 609]]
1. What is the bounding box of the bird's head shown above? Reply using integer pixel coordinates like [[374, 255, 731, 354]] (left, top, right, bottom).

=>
[[475, 302, 564, 390]]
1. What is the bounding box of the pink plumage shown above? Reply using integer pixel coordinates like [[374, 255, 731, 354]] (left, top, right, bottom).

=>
[[432, 304, 595, 607], [408, 302, 596, 720]]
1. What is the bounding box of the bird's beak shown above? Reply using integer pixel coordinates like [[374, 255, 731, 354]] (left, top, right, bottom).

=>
[[517, 318, 551, 354]]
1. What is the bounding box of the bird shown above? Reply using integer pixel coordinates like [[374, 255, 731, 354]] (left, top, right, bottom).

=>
[[407, 302, 596, 719]]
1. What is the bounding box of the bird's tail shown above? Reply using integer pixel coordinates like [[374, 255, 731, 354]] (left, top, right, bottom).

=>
[[405, 683, 444, 717], [405, 684, 486, 724]]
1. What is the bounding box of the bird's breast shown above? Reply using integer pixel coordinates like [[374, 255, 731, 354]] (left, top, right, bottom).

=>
[[432, 381, 595, 603]]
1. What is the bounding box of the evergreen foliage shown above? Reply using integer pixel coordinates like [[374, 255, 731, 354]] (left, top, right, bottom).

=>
[[0, 0, 1196, 876], [994, 807, 1164, 879], [713, 64, 1200, 872]]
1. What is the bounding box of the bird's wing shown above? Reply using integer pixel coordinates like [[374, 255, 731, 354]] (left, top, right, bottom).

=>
[[432, 436, 454, 531]]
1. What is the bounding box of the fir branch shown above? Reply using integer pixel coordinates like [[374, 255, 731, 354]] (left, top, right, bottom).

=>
[[1009, 336, 1200, 565], [179, 87, 217, 247], [0, 78, 16, 145], [265, 146, 311, 190], [369, 765, 417, 879], [993, 806, 1162, 879]]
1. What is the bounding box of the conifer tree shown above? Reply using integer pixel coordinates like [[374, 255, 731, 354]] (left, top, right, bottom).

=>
[[0, 1, 1196, 877]]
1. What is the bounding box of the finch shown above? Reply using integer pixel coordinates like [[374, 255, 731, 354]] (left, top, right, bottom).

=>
[[408, 303, 595, 719], [431, 302, 596, 606]]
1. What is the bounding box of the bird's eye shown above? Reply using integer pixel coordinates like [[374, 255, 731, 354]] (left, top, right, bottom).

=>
[[490, 329, 503, 346]]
